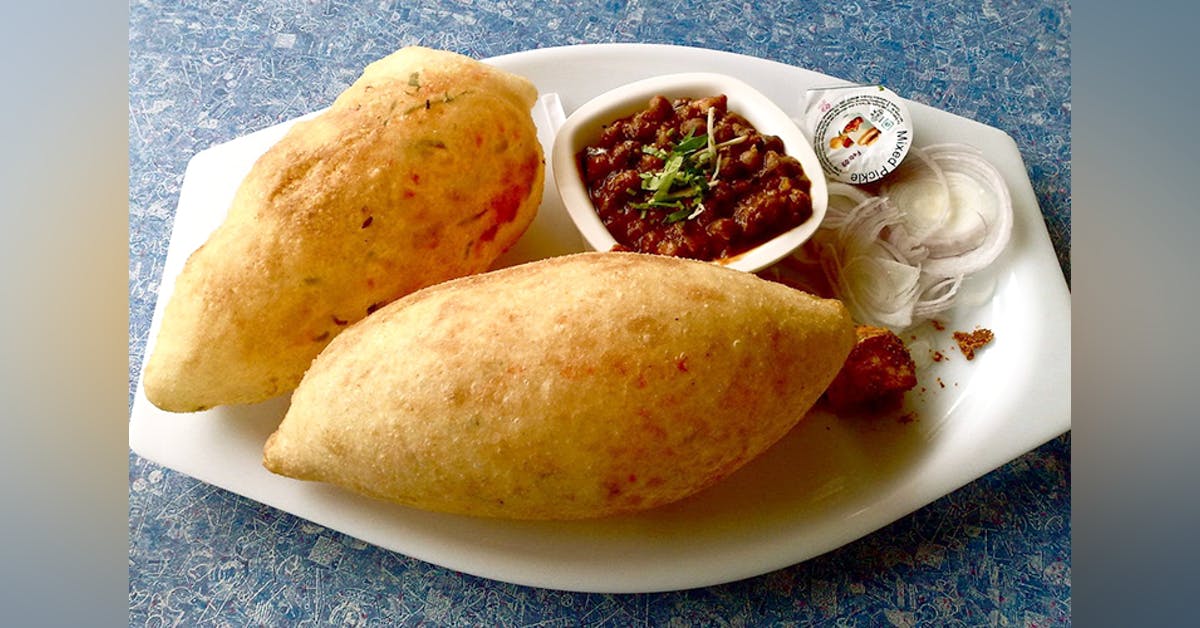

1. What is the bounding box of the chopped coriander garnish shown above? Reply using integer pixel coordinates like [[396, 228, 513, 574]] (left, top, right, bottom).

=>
[[663, 207, 693, 223], [673, 130, 708, 154], [642, 145, 669, 160], [627, 112, 747, 224]]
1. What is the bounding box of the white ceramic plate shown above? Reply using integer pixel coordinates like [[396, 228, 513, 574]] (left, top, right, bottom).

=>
[[129, 44, 1070, 593]]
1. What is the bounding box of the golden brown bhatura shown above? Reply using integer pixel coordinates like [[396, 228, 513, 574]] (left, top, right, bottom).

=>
[[143, 47, 544, 412], [263, 252, 857, 520]]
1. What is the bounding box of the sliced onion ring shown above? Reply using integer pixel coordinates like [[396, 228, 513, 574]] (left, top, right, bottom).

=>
[[802, 143, 1013, 331], [917, 147, 1013, 278]]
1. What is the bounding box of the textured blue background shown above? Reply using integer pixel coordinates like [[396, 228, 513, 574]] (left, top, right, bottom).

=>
[[129, 1, 1070, 624]]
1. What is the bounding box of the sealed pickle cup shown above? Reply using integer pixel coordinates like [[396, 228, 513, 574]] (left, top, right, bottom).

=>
[[804, 84, 913, 185]]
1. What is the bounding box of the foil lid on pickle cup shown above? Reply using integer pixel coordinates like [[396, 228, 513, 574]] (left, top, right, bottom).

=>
[[803, 84, 913, 185]]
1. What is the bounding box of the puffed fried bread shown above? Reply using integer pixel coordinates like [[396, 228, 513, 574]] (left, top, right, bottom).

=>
[[263, 252, 856, 520], [143, 47, 544, 412]]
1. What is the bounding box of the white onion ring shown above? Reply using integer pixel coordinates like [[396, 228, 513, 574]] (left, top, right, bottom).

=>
[[806, 142, 1013, 331], [918, 148, 1013, 278]]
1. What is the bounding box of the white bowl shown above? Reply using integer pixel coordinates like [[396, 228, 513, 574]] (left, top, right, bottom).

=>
[[551, 72, 828, 273]]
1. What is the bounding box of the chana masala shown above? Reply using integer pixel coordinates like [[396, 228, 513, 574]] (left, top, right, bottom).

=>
[[577, 95, 814, 261]]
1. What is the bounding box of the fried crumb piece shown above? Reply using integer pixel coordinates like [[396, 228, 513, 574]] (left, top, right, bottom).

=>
[[825, 325, 918, 414], [953, 327, 995, 360]]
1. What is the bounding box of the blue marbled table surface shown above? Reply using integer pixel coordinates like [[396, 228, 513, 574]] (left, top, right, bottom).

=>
[[129, 1, 1070, 624]]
